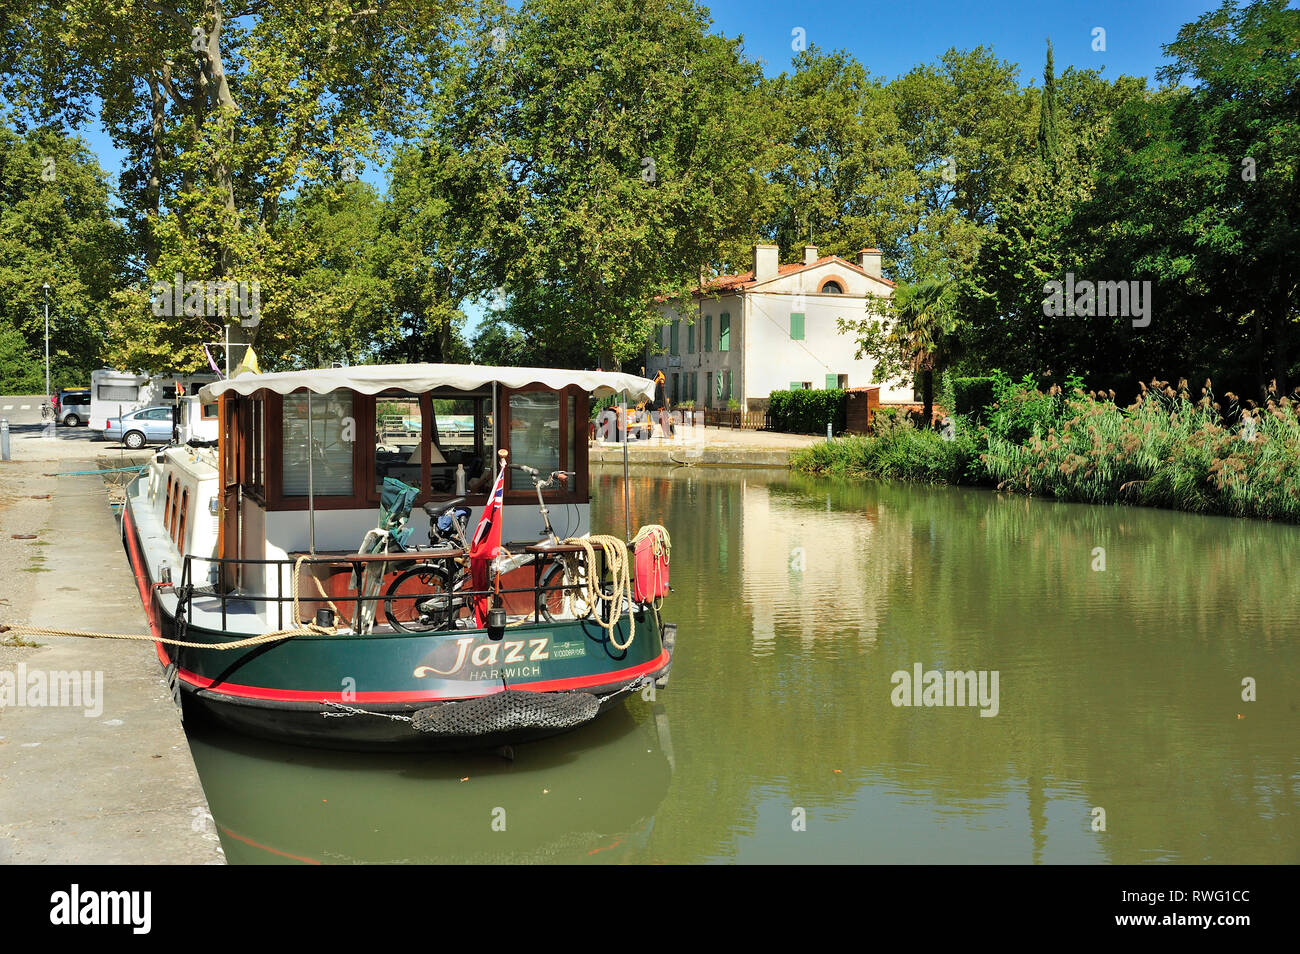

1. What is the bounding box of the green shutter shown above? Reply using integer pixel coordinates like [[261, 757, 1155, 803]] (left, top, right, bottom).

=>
[[790, 381, 802, 391], [688, 324, 694, 354], [719, 313, 730, 351], [825, 374, 837, 390], [704, 316, 712, 352], [790, 312, 805, 340], [670, 322, 679, 355]]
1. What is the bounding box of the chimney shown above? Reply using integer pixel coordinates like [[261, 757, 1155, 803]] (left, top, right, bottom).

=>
[[753, 244, 779, 282], [803, 245, 819, 265], [858, 248, 882, 279]]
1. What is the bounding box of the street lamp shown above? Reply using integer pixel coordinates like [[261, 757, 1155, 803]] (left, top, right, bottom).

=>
[[42, 282, 50, 402]]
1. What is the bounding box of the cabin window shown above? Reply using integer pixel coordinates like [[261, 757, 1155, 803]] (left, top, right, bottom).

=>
[[508, 392, 561, 477], [169, 480, 180, 532], [249, 397, 264, 498], [164, 475, 174, 531], [177, 489, 189, 549], [281, 392, 355, 497], [428, 394, 493, 494], [374, 393, 426, 494], [201, 403, 218, 420]]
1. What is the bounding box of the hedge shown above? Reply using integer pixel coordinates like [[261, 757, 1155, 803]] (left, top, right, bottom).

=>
[[950, 376, 998, 423], [768, 388, 846, 434]]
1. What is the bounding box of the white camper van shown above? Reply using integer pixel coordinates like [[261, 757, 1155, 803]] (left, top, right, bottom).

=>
[[90, 369, 218, 439]]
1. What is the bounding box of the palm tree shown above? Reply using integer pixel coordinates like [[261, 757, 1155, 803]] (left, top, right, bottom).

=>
[[887, 277, 955, 426]]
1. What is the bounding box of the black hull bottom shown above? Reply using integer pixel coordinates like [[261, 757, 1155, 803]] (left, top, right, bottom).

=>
[[180, 682, 647, 753]]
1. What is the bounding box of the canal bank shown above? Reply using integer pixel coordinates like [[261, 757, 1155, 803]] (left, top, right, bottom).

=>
[[589, 425, 818, 467], [0, 457, 221, 864]]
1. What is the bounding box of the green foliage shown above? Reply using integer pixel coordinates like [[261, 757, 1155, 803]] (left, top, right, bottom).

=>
[[950, 376, 998, 422], [0, 123, 127, 391], [789, 413, 979, 483], [447, 0, 768, 370], [768, 388, 846, 434]]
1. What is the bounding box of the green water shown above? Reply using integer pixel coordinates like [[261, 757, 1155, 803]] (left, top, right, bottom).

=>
[[187, 467, 1300, 864]]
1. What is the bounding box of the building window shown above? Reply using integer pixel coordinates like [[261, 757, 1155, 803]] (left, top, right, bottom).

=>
[[704, 315, 712, 352], [670, 322, 680, 356], [281, 392, 355, 497], [790, 312, 805, 340], [821, 281, 844, 294], [838, 374, 848, 389], [719, 313, 730, 351]]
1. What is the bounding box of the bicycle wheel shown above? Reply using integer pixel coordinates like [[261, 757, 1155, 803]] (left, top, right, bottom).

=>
[[384, 565, 455, 633], [537, 556, 594, 623]]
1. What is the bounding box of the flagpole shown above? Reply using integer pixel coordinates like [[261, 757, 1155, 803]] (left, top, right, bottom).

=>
[[622, 391, 630, 541], [307, 391, 316, 555]]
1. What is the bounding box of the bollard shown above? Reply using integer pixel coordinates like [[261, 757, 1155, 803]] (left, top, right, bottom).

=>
[[826, 420, 832, 443], [1, 418, 9, 460]]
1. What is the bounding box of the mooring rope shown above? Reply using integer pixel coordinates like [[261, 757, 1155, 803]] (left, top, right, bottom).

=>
[[0, 555, 338, 648]]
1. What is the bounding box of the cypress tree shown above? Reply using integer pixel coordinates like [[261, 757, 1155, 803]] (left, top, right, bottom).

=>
[[1037, 39, 1060, 166]]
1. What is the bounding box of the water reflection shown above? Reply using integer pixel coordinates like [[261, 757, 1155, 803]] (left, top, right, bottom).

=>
[[595, 466, 1300, 864], [187, 467, 1300, 864], [188, 704, 673, 864]]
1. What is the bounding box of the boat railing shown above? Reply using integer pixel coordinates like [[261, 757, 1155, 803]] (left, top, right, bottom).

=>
[[174, 545, 606, 635]]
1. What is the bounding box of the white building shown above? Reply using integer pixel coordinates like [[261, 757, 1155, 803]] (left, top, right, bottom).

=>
[[645, 244, 915, 411]]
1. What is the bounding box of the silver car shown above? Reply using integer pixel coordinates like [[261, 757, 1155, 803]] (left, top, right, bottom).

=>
[[55, 390, 91, 426], [105, 405, 176, 449]]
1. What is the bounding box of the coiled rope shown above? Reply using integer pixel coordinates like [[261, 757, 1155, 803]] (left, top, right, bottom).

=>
[[563, 534, 636, 651], [0, 555, 339, 648]]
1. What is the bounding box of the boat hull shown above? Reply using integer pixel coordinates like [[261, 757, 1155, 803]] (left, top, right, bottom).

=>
[[122, 501, 673, 751]]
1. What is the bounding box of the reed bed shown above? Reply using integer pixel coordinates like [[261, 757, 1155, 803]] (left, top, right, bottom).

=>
[[792, 377, 1300, 523]]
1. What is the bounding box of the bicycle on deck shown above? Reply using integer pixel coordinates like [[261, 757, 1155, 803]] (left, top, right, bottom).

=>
[[382, 465, 593, 633]]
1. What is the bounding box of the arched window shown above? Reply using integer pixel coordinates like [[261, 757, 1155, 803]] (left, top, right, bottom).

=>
[[821, 281, 844, 294]]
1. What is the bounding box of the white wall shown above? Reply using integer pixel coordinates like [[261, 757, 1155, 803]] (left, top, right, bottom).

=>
[[645, 258, 914, 411]]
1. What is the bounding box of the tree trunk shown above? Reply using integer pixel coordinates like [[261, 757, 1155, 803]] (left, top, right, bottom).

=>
[[921, 367, 934, 428]]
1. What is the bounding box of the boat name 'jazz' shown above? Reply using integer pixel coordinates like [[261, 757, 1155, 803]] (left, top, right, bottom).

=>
[[413, 637, 549, 678]]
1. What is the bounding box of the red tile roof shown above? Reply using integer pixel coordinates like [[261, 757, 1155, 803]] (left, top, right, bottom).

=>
[[694, 254, 896, 295]]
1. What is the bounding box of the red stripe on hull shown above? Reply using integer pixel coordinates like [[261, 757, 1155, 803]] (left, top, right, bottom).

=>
[[174, 649, 670, 704]]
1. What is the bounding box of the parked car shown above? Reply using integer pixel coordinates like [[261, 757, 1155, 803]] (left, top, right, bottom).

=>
[[105, 405, 176, 449], [55, 389, 91, 426]]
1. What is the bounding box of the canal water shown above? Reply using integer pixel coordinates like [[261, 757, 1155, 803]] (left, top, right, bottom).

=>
[[186, 466, 1300, 863]]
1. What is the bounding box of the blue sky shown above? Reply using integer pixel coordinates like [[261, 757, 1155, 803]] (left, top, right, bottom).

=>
[[709, 0, 1220, 84]]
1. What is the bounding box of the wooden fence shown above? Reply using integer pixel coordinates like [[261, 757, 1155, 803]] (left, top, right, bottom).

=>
[[701, 408, 770, 430]]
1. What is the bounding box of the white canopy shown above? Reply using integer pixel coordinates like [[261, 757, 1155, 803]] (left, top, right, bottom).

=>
[[198, 363, 656, 403]]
